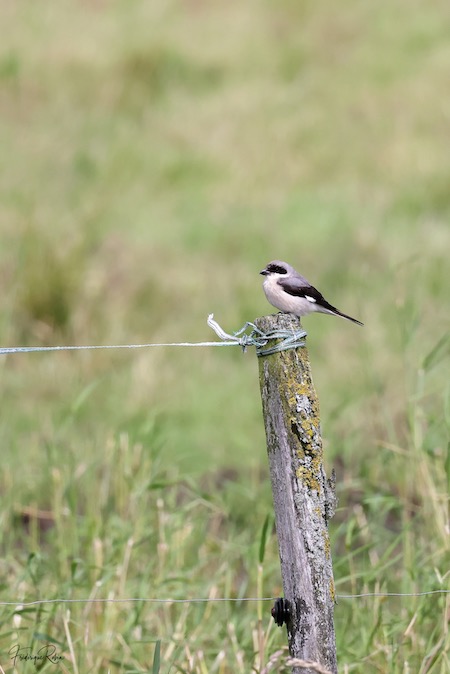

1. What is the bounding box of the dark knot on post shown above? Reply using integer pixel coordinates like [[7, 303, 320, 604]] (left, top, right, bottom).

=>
[[271, 597, 291, 627]]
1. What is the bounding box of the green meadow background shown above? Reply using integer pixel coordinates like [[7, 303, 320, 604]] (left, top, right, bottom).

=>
[[0, 1, 449, 672]]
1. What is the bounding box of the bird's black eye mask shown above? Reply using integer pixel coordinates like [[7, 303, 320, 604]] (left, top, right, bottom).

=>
[[267, 264, 288, 274]]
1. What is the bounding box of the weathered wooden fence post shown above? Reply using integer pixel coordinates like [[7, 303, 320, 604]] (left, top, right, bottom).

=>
[[254, 312, 337, 674]]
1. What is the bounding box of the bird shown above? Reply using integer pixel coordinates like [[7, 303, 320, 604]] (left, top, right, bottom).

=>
[[260, 260, 363, 326]]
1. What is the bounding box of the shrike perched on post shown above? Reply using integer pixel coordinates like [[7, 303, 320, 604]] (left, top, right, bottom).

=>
[[260, 260, 363, 326]]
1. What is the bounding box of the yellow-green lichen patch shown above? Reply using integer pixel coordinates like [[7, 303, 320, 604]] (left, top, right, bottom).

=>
[[296, 465, 321, 492], [299, 414, 319, 442], [329, 578, 336, 604], [285, 376, 310, 411]]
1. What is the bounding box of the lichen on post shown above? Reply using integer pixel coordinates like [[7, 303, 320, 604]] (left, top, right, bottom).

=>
[[255, 312, 337, 674]]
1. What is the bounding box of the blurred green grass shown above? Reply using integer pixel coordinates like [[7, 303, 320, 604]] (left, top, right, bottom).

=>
[[0, 1, 449, 672]]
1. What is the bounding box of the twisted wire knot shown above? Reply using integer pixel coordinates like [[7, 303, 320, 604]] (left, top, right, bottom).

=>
[[207, 314, 306, 356]]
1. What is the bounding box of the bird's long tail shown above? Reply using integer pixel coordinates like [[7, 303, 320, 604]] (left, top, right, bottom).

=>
[[332, 309, 364, 326], [319, 306, 364, 326]]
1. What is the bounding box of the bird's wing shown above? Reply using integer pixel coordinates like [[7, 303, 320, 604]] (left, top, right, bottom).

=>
[[277, 277, 337, 309], [277, 276, 363, 325]]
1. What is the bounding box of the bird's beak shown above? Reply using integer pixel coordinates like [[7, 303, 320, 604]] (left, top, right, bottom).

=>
[[260, 269, 268, 276]]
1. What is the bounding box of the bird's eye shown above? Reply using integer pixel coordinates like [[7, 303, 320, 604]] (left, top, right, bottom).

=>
[[267, 264, 287, 274]]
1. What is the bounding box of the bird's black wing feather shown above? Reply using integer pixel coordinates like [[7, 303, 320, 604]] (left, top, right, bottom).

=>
[[277, 278, 338, 310], [277, 276, 364, 325], [278, 278, 347, 318]]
